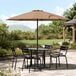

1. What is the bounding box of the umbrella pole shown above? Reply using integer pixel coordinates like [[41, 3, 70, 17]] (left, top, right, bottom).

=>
[[37, 19, 39, 67]]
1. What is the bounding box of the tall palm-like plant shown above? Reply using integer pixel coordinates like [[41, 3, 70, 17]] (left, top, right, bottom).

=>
[[0, 23, 11, 49], [64, 3, 76, 19]]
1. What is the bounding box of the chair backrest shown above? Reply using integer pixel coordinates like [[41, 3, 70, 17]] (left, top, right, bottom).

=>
[[60, 45, 68, 56], [44, 45, 53, 55], [21, 48, 30, 56], [11, 47, 16, 56], [45, 45, 53, 49]]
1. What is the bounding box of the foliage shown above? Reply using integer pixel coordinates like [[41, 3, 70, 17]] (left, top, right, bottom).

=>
[[15, 48, 23, 56], [71, 43, 76, 49], [0, 48, 7, 57], [11, 30, 36, 40], [63, 3, 76, 19], [38, 24, 51, 35], [35, 21, 64, 39], [49, 21, 64, 34], [49, 21, 65, 39], [24, 31, 36, 40], [0, 40, 12, 49], [63, 3, 76, 40], [52, 43, 60, 49], [0, 63, 21, 76], [11, 30, 25, 40], [0, 23, 12, 49], [62, 42, 69, 46], [13, 41, 26, 49]]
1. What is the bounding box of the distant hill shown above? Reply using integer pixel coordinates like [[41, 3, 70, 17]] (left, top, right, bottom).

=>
[[8, 24, 35, 32]]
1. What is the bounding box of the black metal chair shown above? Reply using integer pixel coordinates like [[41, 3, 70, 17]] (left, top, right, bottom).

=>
[[42, 45, 52, 66], [11, 47, 41, 72], [21, 48, 41, 72], [11, 47, 18, 70], [50, 45, 68, 69], [50, 52, 60, 69], [59, 45, 68, 68]]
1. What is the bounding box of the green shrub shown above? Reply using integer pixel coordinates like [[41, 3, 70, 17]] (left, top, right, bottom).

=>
[[62, 42, 69, 46], [6, 49, 12, 56], [0, 70, 4, 76], [15, 48, 23, 56], [71, 43, 76, 49], [0, 40, 12, 49], [17, 42, 26, 49], [52, 43, 60, 49], [0, 48, 7, 57], [12, 41, 26, 49]]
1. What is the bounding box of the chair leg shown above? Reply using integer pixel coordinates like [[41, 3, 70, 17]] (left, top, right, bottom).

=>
[[38, 59, 42, 70], [50, 57, 52, 68], [40, 59, 42, 71], [12, 57, 14, 68], [34, 59, 36, 65], [56, 57, 57, 69], [40, 59, 41, 67], [27, 59, 29, 68], [33, 59, 36, 71], [42, 57, 44, 65], [34, 59, 39, 68], [22, 58, 25, 71], [65, 56, 68, 69], [28, 59, 31, 73], [14, 57, 17, 70], [29, 66, 30, 73], [58, 57, 60, 67]]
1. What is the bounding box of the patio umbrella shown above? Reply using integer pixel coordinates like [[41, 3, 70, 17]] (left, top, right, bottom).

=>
[[7, 10, 68, 47], [7, 10, 69, 65]]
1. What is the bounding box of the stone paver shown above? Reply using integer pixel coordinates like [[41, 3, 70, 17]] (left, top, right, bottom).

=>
[[0, 51, 76, 76]]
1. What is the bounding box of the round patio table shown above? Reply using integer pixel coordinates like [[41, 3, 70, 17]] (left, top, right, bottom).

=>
[[23, 48, 51, 68]]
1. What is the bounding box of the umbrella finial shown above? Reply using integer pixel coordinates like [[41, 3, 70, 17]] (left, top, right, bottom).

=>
[[33, 10, 43, 12]]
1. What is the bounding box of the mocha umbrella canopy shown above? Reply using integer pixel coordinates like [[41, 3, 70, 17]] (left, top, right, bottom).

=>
[[7, 10, 69, 66]]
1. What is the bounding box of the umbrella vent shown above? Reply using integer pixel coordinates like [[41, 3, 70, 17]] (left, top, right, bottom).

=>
[[33, 10, 43, 12]]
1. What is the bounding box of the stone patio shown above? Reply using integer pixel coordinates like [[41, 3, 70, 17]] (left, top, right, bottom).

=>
[[0, 51, 76, 76]]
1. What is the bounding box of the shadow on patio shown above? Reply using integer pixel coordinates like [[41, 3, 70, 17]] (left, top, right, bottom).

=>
[[21, 63, 76, 72]]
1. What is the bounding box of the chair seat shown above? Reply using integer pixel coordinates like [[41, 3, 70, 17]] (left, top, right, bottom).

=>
[[50, 45, 68, 69], [59, 53, 66, 57], [50, 53, 59, 58], [24, 55, 41, 60]]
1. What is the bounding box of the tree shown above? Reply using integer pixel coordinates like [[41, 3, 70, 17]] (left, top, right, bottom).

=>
[[0, 23, 11, 49], [0, 23, 8, 41], [63, 3, 76, 19], [63, 3, 76, 40], [49, 21, 64, 38], [36, 24, 51, 39], [35, 21, 64, 39], [24, 31, 35, 40], [38, 24, 50, 35]]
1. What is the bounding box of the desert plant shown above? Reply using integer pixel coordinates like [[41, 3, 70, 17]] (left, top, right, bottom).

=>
[[0, 63, 21, 76]]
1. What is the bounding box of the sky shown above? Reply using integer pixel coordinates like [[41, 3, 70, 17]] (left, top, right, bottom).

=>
[[0, 0, 76, 29]]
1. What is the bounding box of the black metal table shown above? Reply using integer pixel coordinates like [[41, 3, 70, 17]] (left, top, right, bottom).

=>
[[23, 48, 51, 68]]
